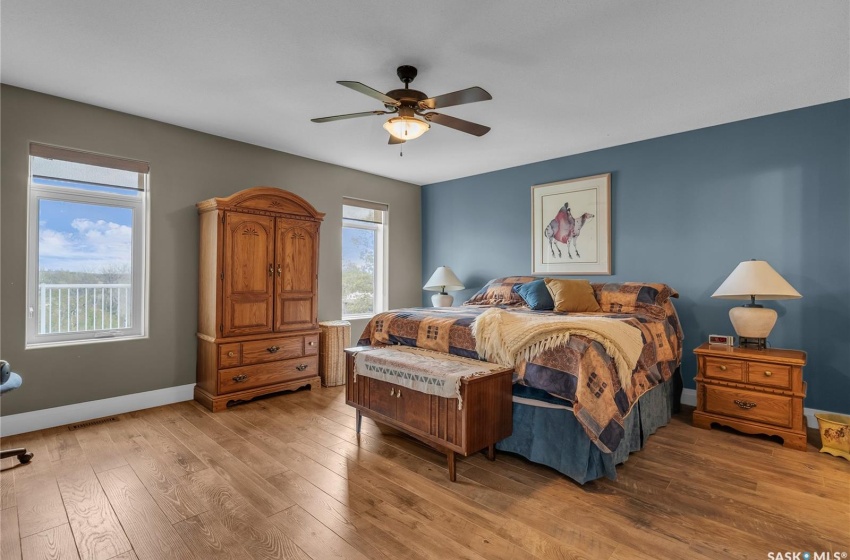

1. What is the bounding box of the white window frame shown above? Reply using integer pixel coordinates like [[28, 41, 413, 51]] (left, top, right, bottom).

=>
[[25, 149, 149, 348], [341, 201, 388, 320]]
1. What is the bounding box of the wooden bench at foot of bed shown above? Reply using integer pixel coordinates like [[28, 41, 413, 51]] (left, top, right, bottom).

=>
[[345, 346, 513, 481]]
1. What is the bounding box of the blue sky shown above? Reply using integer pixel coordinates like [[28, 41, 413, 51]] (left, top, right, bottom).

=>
[[38, 198, 133, 273]]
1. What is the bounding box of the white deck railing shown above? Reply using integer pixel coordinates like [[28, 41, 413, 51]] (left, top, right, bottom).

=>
[[38, 283, 132, 334]]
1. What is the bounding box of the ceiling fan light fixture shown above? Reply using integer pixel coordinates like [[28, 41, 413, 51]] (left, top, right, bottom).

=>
[[383, 116, 430, 140]]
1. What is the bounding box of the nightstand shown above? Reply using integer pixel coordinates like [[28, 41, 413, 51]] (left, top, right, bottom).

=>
[[693, 343, 807, 450]]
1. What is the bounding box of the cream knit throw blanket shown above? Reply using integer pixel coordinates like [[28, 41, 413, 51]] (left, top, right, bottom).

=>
[[471, 308, 643, 390]]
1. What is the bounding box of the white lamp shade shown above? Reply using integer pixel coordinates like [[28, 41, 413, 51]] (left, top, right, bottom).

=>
[[711, 260, 801, 301], [383, 116, 430, 140], [423, 266, 465, 292]]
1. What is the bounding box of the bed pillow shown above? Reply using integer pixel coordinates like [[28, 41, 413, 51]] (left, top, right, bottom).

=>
[[544, 278, 602, 313], [513, 279, 555, 310], [463, 276, 537, 306], [591, 282, 678, 320]]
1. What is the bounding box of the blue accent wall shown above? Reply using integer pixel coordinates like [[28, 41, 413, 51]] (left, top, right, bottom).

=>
[[422, 100, 850, 414]]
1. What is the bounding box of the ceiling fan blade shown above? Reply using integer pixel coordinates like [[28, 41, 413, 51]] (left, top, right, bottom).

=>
[[424, 112, 490, 136], [388, 135, 406, 145], [337, 81, 400, 106], [419, 86, 492, 110], [311, 110, 388, 123]]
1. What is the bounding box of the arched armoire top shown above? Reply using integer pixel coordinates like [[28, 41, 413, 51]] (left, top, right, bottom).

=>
[[197, 186, 325, 221]]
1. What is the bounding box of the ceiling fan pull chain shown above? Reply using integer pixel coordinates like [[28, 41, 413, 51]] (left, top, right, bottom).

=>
[[400, 144, 403, 157]]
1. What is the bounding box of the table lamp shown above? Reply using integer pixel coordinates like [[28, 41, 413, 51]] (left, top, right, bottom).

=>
[[711, 259, 801, 349], [423, 266, 465, 307]]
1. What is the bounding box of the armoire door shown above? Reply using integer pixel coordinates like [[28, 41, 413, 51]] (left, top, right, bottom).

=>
[[275, 218, 318, 332], [222, 212, 275, 336]]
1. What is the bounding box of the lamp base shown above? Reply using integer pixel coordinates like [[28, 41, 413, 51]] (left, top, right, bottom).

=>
[[431, 293, 454, 307], [738, 336, 767, 350], [729, 306, 777, 345]]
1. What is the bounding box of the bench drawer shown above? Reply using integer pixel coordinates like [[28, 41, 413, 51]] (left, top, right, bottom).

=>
[[368, 378, 399, 420]]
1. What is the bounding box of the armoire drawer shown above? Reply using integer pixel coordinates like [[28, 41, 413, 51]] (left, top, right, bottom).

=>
[[218, 333, 319, 369], [304, 334, 319, 355], [218, 343, 241, 368], [218, 356, 319, 394], [242, 336, 305, 365]]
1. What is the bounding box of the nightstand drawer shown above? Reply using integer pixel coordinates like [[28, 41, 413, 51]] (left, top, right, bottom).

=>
[[746, 362, 791, 389], [704, 385, 792, 428], [703, 357, 744, 381]]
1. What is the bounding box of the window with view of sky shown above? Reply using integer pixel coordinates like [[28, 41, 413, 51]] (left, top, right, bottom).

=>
[[27, 145, 148, 346], [342, 200, 387, 319]]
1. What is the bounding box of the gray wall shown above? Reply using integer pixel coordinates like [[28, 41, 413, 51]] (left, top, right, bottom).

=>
[[422, 99, 850, 414], [0, 85, 421, 415]]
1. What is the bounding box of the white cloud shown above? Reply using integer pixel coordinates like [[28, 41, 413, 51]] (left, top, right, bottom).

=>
[[40, 219, 132, 272]]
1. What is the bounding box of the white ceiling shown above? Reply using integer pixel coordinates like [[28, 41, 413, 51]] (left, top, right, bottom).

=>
[[2, 1, 848, 186]]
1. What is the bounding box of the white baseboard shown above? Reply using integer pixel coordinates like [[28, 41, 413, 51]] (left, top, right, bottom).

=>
[[680, 388, 697, 407], [0, 384, 195, 437], [680, 388, 835, 429]]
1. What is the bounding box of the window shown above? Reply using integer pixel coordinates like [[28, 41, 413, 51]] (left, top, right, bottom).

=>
[[341, 198, 388, 319], [26, 143, 149, 347]]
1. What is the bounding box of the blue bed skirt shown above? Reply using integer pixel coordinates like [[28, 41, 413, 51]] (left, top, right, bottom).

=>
[[496, 370, 680, 484]]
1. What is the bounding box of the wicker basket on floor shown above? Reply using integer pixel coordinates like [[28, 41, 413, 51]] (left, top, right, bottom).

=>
[[319, 320, 351, 387]]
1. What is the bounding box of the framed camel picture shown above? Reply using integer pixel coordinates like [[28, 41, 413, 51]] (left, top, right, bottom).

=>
[[531, 173, 611, 275]]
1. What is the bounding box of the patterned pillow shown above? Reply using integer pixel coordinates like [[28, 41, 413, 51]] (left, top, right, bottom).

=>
[[591, 282, 679, 320], [463, 276, 537, 306]]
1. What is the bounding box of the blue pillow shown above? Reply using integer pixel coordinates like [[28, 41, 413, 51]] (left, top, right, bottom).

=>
[[513, 279, 555, 310]]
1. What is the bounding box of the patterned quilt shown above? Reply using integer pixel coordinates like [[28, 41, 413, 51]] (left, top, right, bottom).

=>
[[358, 300, 683, 453]]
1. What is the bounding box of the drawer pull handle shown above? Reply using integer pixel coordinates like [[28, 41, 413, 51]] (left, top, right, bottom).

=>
[[396, 389, 402, 398], [296, 363, 308, 371], [309, 341, 316, 346], [733, 399, 757, 410], [763, 371, 772, 377], [277, 265, 282, 277], [268, 264, 273, 277], [390, 387, 395, 397], [267, 346, 279, 353], [718, 365, 727, 371], [232, 374, 248, 383], [227, 351, 235, 358]]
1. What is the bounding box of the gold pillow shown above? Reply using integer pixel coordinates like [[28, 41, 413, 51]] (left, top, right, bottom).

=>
[[544, 278, 602, 313]]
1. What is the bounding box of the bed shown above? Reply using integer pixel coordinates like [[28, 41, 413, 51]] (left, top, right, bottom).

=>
[[357, 278, 684, 484]]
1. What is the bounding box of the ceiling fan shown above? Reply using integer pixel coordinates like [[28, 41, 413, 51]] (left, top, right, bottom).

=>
[[311, 65, 492, 144]]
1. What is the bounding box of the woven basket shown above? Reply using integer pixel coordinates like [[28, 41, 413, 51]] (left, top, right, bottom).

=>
[[319, 320, 351, 387]]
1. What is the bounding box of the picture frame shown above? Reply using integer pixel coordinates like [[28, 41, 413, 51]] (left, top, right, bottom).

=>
[[531, 173, 611, 275]]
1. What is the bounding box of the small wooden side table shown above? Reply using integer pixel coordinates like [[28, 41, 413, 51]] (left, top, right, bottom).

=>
[[693, 343, 807, 450]]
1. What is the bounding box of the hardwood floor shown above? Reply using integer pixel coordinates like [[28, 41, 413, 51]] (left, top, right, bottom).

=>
[[1, 386, 848, 560]]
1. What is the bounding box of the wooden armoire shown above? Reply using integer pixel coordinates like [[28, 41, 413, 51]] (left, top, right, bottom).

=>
[[195, 187, 325, 411]]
